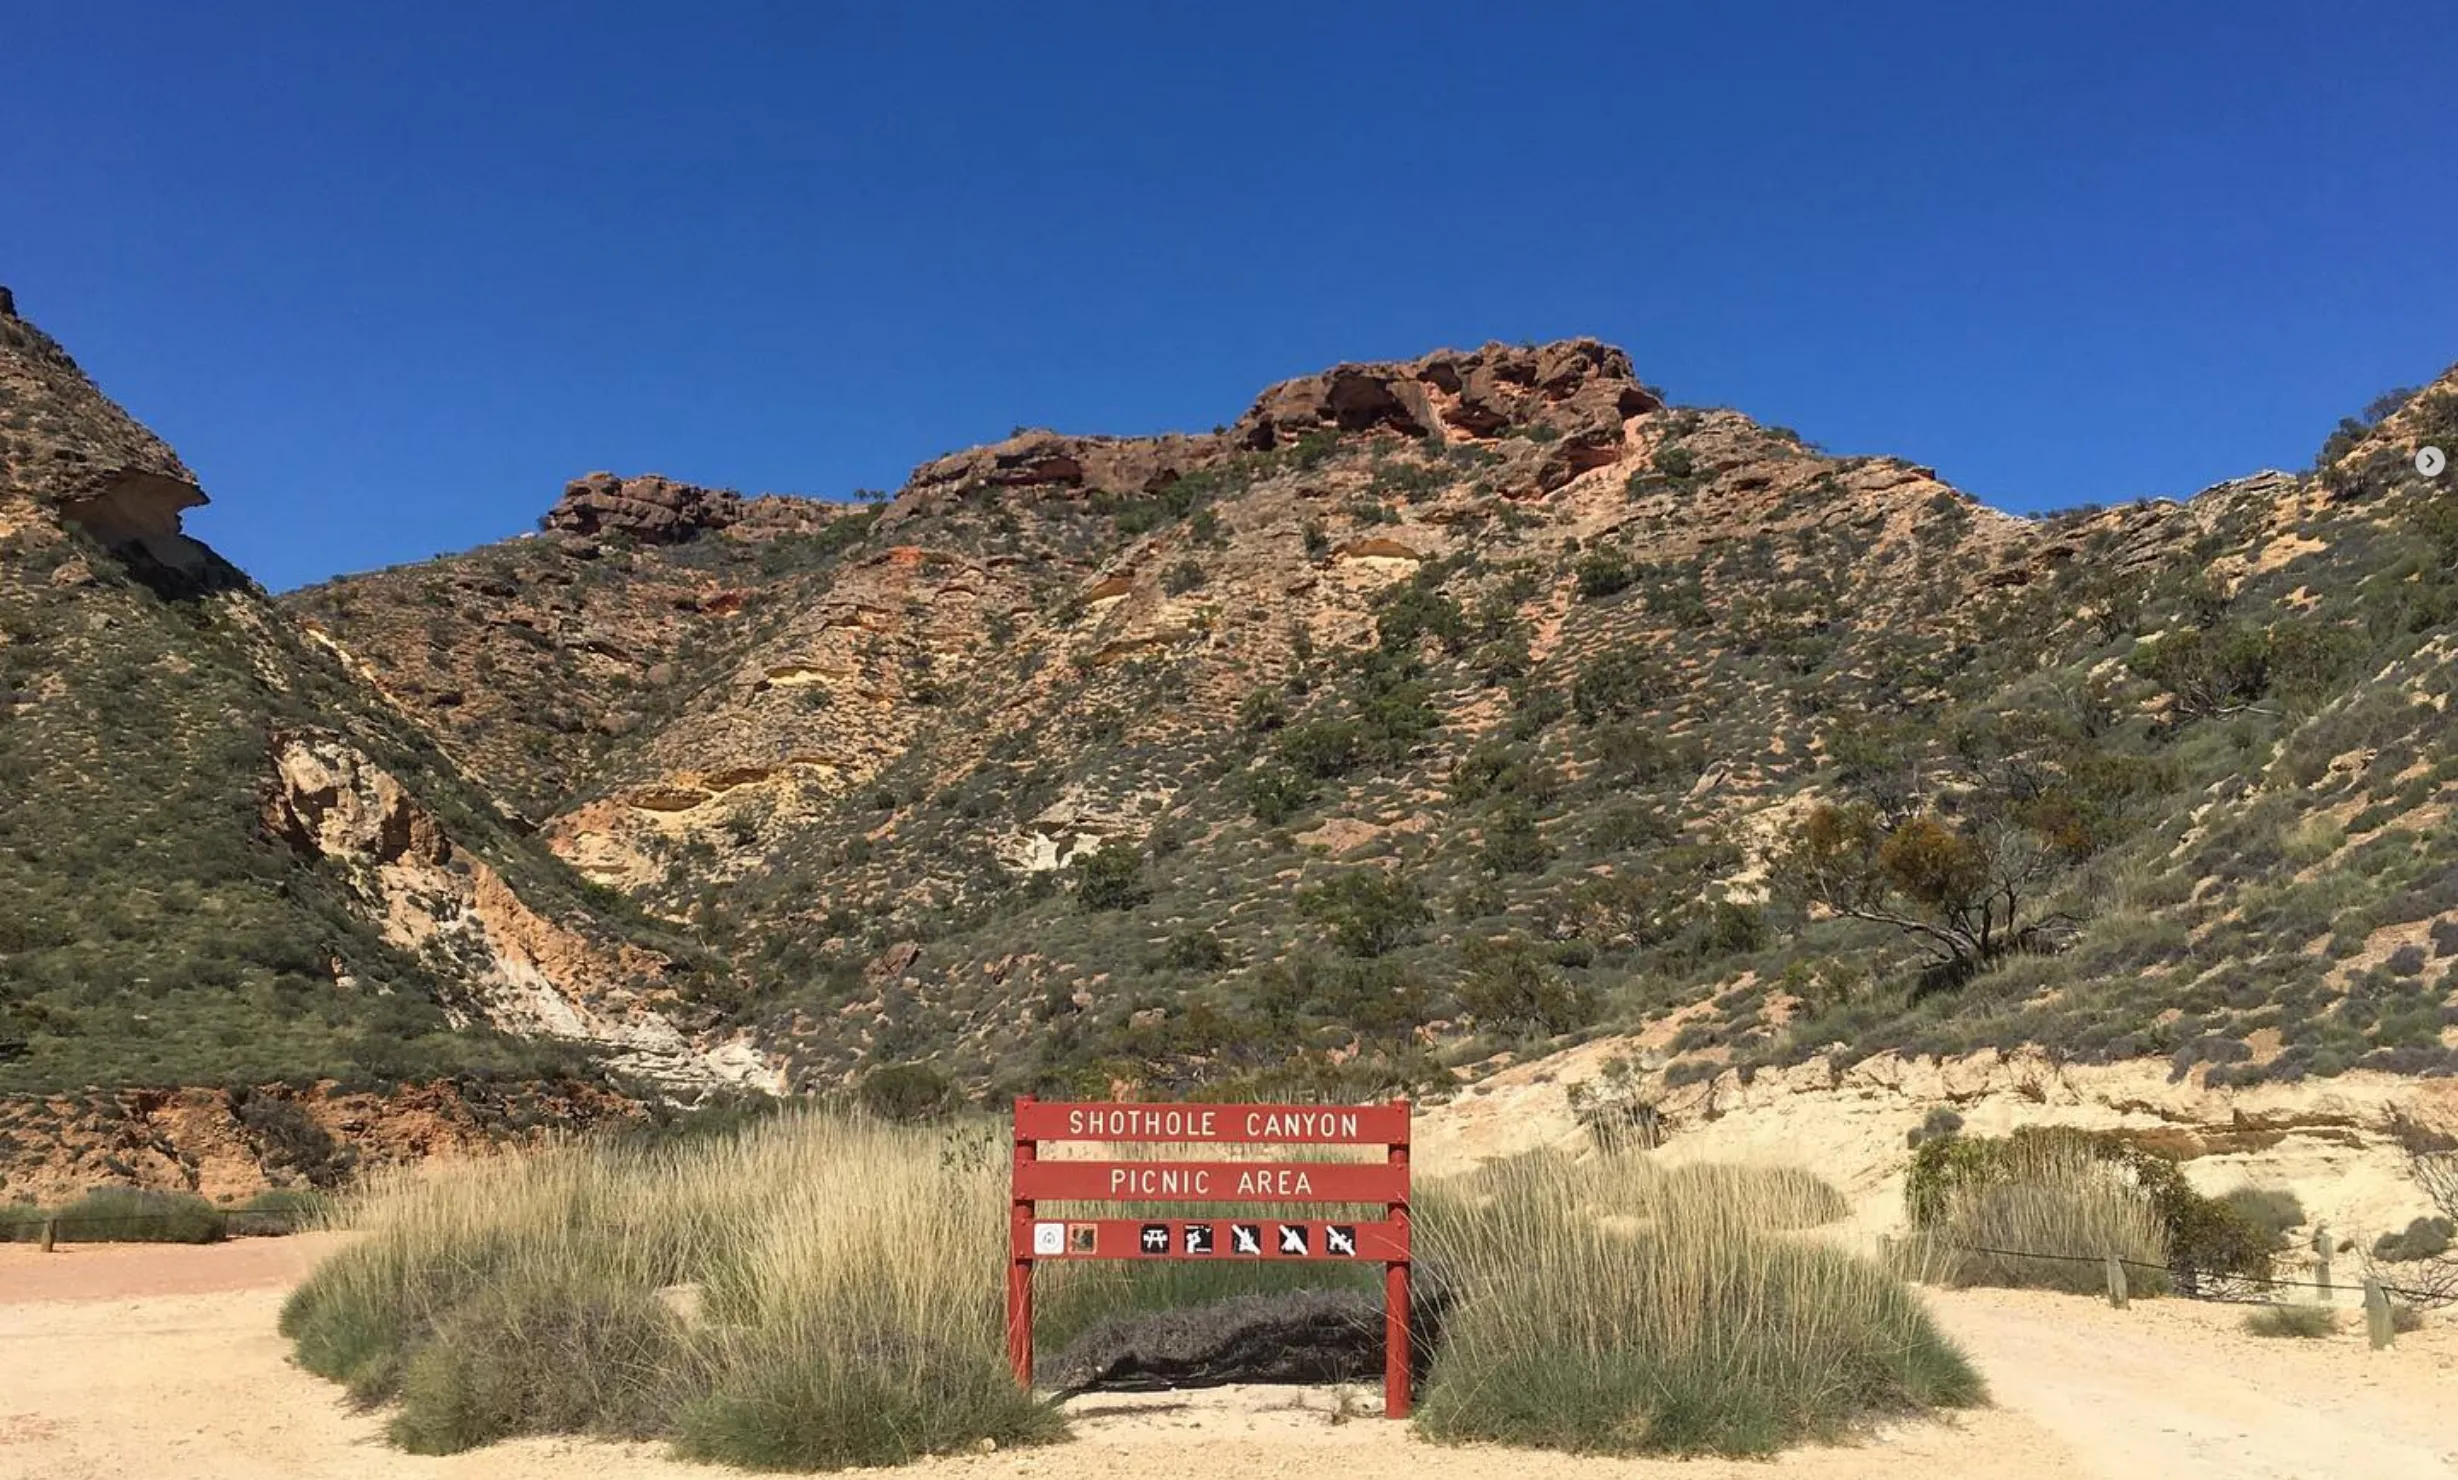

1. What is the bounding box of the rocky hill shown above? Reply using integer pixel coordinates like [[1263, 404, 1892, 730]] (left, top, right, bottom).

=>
[[7, 284, 2457, 1194], [296, 332, 2458, 1106], [0, 292, 777, 1194]]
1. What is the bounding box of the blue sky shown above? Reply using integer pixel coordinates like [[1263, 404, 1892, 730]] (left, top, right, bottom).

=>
[[7, 2, 2455, 591]]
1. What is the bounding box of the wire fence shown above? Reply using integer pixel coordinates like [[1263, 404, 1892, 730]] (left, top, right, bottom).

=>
[[1, 1208, 318, 1244], [1940, 1241, 2448, 1308]]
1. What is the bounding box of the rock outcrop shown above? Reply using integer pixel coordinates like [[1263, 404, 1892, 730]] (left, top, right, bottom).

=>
[[545, 471, 746, 545], [890, 339, 1664, 518], [0, 286, 214, 573], [1233, 337, 1661, 450], [0, 1079, 641, 1204]]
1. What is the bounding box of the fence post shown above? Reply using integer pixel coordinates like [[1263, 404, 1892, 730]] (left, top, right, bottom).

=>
[[2311, 1222, 2332, 1300], [2105, 1252, 2128, 1309], [39, 1217, 55, 1254], [1007, 1097, 1036, 1392], [2364, 1277, 2393, 1350], [1384, 1102, 1412, 1421]]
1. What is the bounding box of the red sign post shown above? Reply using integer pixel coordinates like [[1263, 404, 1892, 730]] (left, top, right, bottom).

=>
[[1007, 1097, 1413, 1417]]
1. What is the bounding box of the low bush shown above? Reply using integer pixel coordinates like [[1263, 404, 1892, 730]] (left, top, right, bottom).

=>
[[1416, 1153, 1979, 1456], [2217, 1187, 2305, 1246], [2372, 1215, 2454, 1262], [22, 1187, 230, 1244], [859, 1062, 957, 1123], [0, 1202, 45, 1241], [2244, 1305, 2336, 1339], [1906, 1107, 1964, 1148], [238, 1187, 336, 1232]]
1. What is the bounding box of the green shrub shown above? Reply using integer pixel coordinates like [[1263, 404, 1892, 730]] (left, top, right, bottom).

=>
[[1573, 547, 1635, 600], [239, 1187, 336, 1232], [674, 1335, 1060, 1470], [47, 1187, 228, 1244], [1457, 936, 1597, 1037], [1297, 868, 1428, 958], [1243, 764, 1316, 824], [1277, 719, 1365, 779], [0, 1201, 48, 1242], [1475, 802, 1554, 876], [2218, 1187, 2305, 1246], [1068, 839, 1149, 911], [1906, 1107, 1964, 1148], [390, 1281, 682, 1452], [1571, 650, 1672, 725], [2372, 1215, 2454, 1262], [1237, 686, 1289, 732], [858, 1063, 956, 1123], [2244, 1305, 2336, 1339]]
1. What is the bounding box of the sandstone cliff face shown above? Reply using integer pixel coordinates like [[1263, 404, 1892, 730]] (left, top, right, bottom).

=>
[[1420, 1037, 2458, 1268], [262, 732, 777, 1093], [0, 1079, 640, 1204]]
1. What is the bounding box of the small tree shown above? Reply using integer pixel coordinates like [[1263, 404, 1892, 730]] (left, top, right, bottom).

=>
[[1771, 803, 2077, 984], [1299, 868, 1429, 958], [2127, 623, 2276, 718], [1069, 839, 1149, 911], [1571, 650, 1673, 725], [1458, 935, 1596, 1036], [1573, 546, 1635, 600], [1477, 802, 1553, 876], [1244, 764, 1315, 824]]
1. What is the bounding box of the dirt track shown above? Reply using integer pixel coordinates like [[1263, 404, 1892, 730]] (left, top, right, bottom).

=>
[[2, 1239, 2453, 1479]]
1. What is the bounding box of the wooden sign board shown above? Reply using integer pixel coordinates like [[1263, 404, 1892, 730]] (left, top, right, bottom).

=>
[[1007, 1095, 1412, 1418]]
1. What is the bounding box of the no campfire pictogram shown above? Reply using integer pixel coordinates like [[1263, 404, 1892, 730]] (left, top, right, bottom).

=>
[[1276, 1224, 1310, 1255], [1229, 1222, 1263, 1255]]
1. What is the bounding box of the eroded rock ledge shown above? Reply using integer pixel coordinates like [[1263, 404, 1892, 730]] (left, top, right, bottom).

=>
[[892, 337, 1665, 515]]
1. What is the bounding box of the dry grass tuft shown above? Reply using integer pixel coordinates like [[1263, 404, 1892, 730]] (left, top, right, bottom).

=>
[[2245, 1304, 2336, 1339], [1415, 1152, 1980, 1456], [281, 1113, 1062, 1467], [1918, 1137, 2171, 1295]]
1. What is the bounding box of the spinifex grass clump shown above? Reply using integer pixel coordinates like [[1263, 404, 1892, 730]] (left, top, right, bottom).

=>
[[2245, 1304, 2337, 1338], [1414, 1152, 1982, 1456], [279, 1113, 1064, 1469], [1919, 1137, 2172, 1295]]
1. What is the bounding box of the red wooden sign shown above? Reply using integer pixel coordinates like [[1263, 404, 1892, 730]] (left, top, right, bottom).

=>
[[1007, 1096, 1412, 1418]]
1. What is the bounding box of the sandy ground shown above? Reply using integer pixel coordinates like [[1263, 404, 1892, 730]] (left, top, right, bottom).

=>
[[2, 1239, 2454, 1479]]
